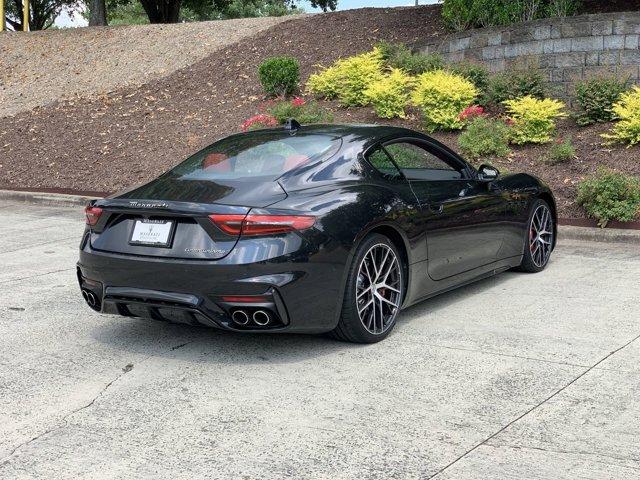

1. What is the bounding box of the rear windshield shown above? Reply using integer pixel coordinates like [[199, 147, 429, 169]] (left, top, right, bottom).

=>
[[170, 132, 342, 182]]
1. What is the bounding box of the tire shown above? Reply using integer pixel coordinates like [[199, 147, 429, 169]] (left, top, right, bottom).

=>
[[331, 233, 405, 343], [518, 199, 555, 273]]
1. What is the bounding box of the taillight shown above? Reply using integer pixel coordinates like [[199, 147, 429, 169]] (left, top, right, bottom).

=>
[[84, 206, 103, 226], [209, 213, 315, 236]]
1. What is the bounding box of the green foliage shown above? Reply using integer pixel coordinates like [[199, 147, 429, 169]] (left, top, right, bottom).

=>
[[602, 86, 640, 146], [441, 0, 581, 31], [267, 98, 333, 124], [258, 57, 300, 97], [307, 49, 384, 107], [504, 96, 567, 144], [487, 70, 546, 106], [411, 70, 478, 132], [221, 0, 304, 18], [577, 169, 640, 227], [574, 77, 628, 126], [6, 0, 77, 29], [376, 41, 444, 75], [449, 62, 490, 105], [545, 138, 576, 164], [363, 69, 414, 119], [458, 117, 511, 159], [545, 0, 582, 17], [104, 0, 149, 25]]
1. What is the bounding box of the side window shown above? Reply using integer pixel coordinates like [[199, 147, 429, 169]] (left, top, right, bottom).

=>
[[385, 142, 463, 181], [366, 147, 402, 179]]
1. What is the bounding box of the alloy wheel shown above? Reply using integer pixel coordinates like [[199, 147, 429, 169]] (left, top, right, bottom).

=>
[[529, 204, 554, 268], [355, 243, 402, 335]]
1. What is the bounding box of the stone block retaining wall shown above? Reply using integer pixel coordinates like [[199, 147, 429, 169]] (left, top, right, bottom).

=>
[[416, 12, 640, 102]]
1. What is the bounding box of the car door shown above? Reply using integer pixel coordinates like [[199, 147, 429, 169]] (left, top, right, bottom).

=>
[[382, 138, 506, 281]]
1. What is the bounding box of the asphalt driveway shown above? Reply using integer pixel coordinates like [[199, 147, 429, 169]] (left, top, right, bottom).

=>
[[0, 200, 638, 479]]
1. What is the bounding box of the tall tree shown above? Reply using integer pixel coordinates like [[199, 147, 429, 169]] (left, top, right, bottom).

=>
[[4, 0, 77, 30], [89, 0, 108, 25]]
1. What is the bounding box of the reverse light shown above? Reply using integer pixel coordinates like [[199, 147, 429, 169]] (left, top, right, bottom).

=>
[[209, 214, 315, 236], [84, 206, 103, 226]]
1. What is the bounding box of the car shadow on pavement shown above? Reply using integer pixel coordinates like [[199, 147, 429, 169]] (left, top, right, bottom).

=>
[[88, 271, 517, 365], [399, 270, 515, 321]]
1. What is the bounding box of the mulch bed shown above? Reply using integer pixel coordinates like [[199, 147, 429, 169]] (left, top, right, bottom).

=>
[[1, 4, 639, 220]]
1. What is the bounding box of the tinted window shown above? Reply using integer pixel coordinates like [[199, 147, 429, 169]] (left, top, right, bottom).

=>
[[170, 132, 341, 182], [366, 147, 401, 179], [385, 142, 463, 181]]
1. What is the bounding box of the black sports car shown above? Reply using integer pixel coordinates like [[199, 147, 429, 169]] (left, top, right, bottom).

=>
[[78, 122, 556, 343]]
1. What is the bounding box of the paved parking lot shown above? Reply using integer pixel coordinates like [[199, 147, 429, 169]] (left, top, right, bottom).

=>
[[1, 200, 639, 479]]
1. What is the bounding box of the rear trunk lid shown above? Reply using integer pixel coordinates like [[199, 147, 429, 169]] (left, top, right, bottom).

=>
[[89, 178, 287, 260]]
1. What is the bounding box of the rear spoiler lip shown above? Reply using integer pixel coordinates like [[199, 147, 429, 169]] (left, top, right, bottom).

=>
[[92, 198, 251, 216]]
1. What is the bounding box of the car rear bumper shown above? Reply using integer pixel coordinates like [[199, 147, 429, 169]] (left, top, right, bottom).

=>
[[77, 239, 348, 334]]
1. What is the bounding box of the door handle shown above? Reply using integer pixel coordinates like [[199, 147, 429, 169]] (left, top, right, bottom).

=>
[[429, 203, 444, 214]]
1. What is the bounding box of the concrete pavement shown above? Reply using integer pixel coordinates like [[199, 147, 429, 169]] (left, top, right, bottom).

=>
[[0, 200, 638, 479]]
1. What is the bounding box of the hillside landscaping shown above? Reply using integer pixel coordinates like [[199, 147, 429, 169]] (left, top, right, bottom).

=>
[[1, 5, 639, 225]]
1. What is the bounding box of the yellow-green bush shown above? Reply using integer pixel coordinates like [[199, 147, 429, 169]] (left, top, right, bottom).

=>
[[307, 49, 384, 107], [411, 70, 477, 131], [602, 86, 640, 146], [306, 64, 342, 100], [504, 96, 567, 144], [363, 68, 414, 119]]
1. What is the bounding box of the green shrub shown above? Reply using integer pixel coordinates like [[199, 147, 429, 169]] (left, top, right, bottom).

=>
[[601, 86, 640, 146], [545, 138, 576, 164], [441, 0, 581, 31], [307, 49, 384, 107], [267, 97, 333, 124], [545, 0, 582, 17], [450, 62, 490, 105], [363, 68, 414, 119], [412, 70, 478, 132], [577, 169, 640, 227], [258, 57, 300, 96], [487, 70, 546, 106], [376, 41, 443, 75], [574, 77, 627, 126], [459, 117, 511, 159], [504, 96, 566, 144]]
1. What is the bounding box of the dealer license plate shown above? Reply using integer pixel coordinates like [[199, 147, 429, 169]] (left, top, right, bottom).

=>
[[130, 219, 174, 247]]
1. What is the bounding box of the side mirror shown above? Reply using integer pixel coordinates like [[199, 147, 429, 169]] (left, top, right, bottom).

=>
[[477, 164, 500, 182]]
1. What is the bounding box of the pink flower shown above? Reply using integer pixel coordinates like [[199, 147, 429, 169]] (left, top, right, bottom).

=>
[[292, 97, 306, 107], [241, 114, 278, 132], [459, 105, 485, 122]]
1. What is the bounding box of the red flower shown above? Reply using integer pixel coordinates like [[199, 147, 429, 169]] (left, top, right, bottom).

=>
[[459, 105, 485, 122], [241, 114, 278, 132], [292, 97, 306, 107]]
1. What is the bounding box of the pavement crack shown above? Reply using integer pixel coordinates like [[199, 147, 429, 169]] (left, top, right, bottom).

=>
[[428, 332, 640, 479], [170, 341, 192, 351], [0, 364, 134, 465]]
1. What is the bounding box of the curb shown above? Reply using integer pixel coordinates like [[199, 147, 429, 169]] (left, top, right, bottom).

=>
[[0, 189, 97, 208], [2, 189, 640, 245], [559, 225, 640, 245]]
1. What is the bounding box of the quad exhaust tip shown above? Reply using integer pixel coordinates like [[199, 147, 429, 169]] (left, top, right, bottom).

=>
[[253, 310, 270, 326], [231, 310, 250, 326]]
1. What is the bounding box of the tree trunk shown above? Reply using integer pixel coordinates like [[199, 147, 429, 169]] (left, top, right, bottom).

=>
[[140, 0, 181, 23], [89, 0, 107, 26]]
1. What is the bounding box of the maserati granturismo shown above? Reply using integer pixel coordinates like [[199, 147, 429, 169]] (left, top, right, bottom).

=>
[[78, 122, 556, 343]]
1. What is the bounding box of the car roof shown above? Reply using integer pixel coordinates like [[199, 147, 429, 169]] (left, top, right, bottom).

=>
[[250, 123, 421, 144]]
